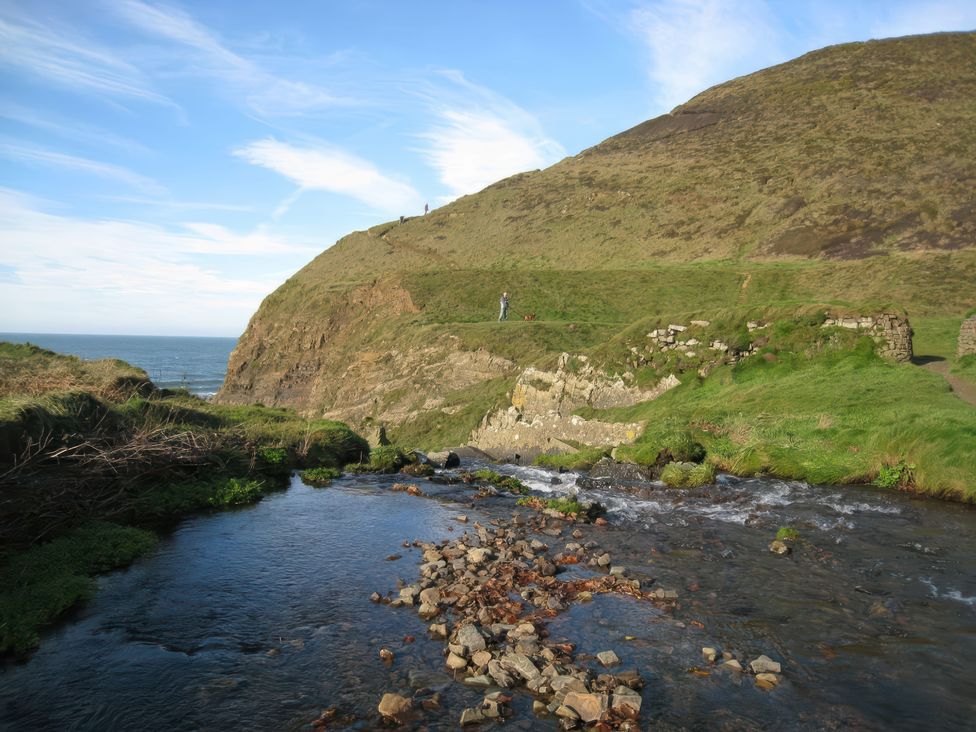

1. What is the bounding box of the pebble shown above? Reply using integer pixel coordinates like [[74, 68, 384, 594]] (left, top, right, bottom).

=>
[[596, 650, 620, 667], [749, 655, 782, 674], [702, 647, 718, 663]]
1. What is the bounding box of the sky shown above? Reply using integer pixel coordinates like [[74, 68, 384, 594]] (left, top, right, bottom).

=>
[[1, 1, 974, 336]]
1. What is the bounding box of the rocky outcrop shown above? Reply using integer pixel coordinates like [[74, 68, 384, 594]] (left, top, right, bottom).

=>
[[958, 316, 976, 357], [469, 354, 679, 457], [822, 313, 913, 362]]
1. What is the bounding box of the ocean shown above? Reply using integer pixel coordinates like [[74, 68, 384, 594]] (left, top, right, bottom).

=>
[[0, 333, 237, 397]]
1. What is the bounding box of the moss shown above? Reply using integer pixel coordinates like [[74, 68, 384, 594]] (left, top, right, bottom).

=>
[[776, 527, 800, 541], [462, 468, 529, 494]]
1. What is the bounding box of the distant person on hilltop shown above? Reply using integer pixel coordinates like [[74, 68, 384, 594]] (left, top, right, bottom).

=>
[[499, 292, 509, 322], [424, 202, 429, 215]]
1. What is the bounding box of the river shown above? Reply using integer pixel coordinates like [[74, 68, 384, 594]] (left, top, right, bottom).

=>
[[2, 463, 974, 730]]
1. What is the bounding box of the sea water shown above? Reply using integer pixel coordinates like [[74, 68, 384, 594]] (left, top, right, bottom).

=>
[[0, 333, 237, 397]]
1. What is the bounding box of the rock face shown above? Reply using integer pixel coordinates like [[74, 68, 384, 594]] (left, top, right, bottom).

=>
[[959, 316, 976, 357], [468, 353, 678, 458]]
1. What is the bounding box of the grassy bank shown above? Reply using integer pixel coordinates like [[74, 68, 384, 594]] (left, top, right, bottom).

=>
[[599, 340, 976, 501], [0, 343, 368, 655]]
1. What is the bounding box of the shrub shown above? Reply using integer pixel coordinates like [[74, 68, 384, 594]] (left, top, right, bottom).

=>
[[661, 461, 715, 488], [368, 445, 408, 473], [300, 467, 342, 486]]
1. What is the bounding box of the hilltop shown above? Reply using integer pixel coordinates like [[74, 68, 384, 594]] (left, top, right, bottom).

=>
[[217, 33, 976, 499]]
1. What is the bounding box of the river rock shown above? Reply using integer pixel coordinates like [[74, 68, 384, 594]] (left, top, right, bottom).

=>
[[750, 655, 782, 674], [428, 450, 461, 469], [467, 547, 492, 565], [702, 646, 718, 663], [456, 623, 487, 653], [446, 652, 468, 671], [586, 458, 655, 482], [429, 622, 448, 638], [488, 659, 515, 688], [756, 672, 780, 689], [417, 602, 439, 619], [377, 693, 412, 722], [769, 540, 791, 555], [460, 706, 485, 725], [463, 675, 493, 687], [563, 691, 608, 723], [597, 553, 611, 567], [501, 651, 541, 681], [596, 650, 620, 667], [722, 659, 743, 671], [611, 687, 642, 715]]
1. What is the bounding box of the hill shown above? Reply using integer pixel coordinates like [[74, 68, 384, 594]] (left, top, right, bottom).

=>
[[216, 33, 976, 498]]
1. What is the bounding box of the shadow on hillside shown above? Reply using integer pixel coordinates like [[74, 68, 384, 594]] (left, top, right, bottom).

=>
[[912, 355, 946, 366]]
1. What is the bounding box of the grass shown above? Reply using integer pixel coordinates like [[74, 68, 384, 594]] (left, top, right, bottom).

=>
[[535, 445, 611, 471], [299, 466, 342, 486], [135, 476, 266, 517], [462, 468, 529, 494], [0, 522, 158, 655], [776, 527, 800, 541], [596, 341, 976, 501], [660, 461, 717, 488]]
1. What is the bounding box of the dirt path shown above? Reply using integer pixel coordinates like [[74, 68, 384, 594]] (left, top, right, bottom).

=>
[[921, 360, 976, 407]]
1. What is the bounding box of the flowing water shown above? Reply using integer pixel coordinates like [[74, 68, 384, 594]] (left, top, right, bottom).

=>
[[2, 463, 974, 731]]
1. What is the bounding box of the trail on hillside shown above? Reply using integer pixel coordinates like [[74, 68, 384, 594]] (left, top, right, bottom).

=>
[[921, 360, 976, 407]]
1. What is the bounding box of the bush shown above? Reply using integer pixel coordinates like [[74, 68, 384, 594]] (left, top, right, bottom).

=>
[[300, 467, 342, 486]]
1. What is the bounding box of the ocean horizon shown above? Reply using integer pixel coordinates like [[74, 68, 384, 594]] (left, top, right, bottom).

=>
[[0, 332, 238, 397]]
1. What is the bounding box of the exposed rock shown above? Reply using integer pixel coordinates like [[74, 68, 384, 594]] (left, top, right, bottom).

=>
[[750, 655, 782, 674], [702, 647, 718, 663], [563, 691, 608, 722], [456, 623, 487, 653], [959, 316, 976, 357], [586, 458, 655, 482], [428, 450, 461, 469], [460, 707, 485, 725], [611, 687, 642, 715], [446, 652, 468, 671], [769, 540, 791, 555], [722, 659, 743, 671], [377, 693, 412, 722], [596, 650, 620, 667], [501, 651, 541, 681]]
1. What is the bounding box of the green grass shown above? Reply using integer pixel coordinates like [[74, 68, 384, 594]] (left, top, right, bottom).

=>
[[535, 445, 611, 471], [660, 461, 717, 488], [596, 342, 976, 501], [135, 476, 266, 517], [392, 377, 512, 450], [776, 527, 800, 541], [299, 466, 342, 486], [0, 522, 158, 655], [463, 468, 529, 494], [952, 354, 976, 385]]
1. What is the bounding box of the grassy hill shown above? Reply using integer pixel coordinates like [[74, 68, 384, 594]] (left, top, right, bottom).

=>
[[217, 33, 976, 499]]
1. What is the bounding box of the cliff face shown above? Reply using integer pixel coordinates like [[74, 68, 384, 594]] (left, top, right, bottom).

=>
[[217, 33, 976, 447]]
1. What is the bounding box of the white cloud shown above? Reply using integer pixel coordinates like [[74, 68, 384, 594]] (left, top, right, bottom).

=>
[[416, 72, 565, 200], [0, 10, 174, 107], [0, 141, 165, 195], [630, 0, 783, 112], [0, 188, 316, 334], [112, 0, 344, 116], [233, 137, 421, 214]]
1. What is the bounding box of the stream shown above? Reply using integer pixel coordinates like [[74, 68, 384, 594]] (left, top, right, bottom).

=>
[[2, 462, 974, 730]]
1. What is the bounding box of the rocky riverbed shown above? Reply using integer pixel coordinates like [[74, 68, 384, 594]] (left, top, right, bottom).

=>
[[2, 461, 974, 730]]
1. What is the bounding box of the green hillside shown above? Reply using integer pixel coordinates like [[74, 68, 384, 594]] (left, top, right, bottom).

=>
[[217, 33, 976, 499]]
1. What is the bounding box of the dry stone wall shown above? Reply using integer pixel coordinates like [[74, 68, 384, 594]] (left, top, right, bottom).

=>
[[821, 313, 913, 362], [958, 316, 976, 357]]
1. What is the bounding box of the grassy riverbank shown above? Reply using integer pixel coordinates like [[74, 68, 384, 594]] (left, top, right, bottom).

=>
[[0, 342, 368, 655], [597, 340, 976, 502]]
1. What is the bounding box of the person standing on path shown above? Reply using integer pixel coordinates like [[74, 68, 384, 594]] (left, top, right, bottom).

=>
[[498, 292, 509, 322]]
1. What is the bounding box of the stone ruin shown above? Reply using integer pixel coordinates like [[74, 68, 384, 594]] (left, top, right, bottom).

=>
[[958, 316, 976, 358], [821, 313, 913, 362]]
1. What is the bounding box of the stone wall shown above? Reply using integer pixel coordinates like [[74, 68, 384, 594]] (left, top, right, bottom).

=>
[[822, 313, 913, 362], [959, 316, 976, 357]]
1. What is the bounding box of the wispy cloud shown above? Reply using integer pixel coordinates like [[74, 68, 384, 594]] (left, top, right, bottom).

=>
[[103, 195, 252, 212], [629, 0, 783, 112], [233, 137, 421, 214], [0, 103, 152, 156], [0, 140, 165, 194], [416, 71, 565, 200], [0, 9, 174, 108], [0, 188, 314, 334], [112, 0, 346, 116]]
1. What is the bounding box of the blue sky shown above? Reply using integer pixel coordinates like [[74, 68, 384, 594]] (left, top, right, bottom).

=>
[[1, 1, 974, 336]]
